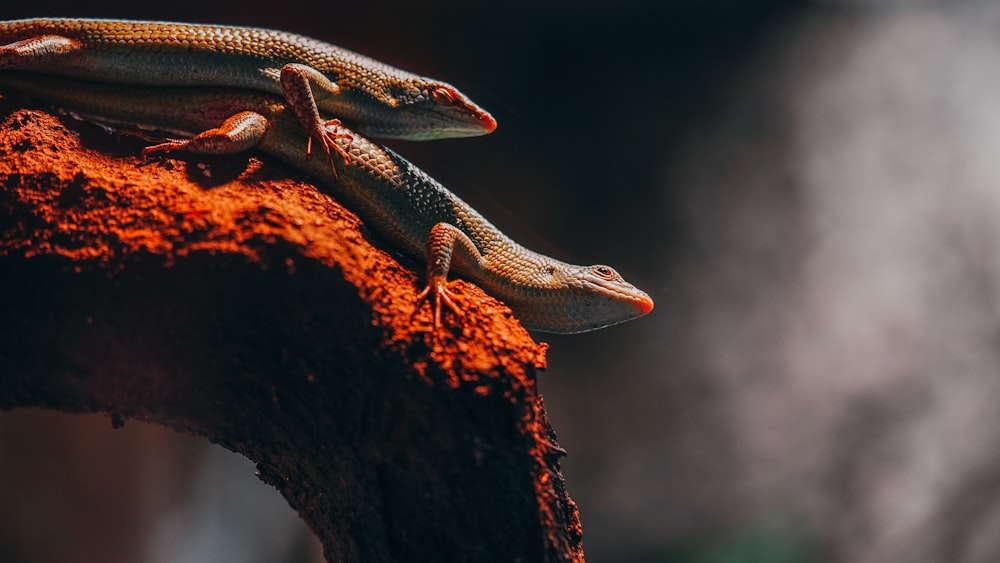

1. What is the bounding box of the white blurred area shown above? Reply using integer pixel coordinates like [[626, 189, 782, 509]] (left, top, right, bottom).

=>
[[544, 1, 1000, 561]]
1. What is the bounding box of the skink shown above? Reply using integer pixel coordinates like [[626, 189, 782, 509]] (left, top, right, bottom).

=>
[[0, 72, 653, 333], [0, 18, 497, 167]]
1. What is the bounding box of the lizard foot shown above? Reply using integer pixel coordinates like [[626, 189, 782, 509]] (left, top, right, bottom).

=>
[[305, 118, 353, 176], [415, 277, 464, 332]]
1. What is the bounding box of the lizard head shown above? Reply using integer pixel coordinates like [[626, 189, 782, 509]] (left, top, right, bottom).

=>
[[380, 79, 497, 140], [515, 263, 654, 334]]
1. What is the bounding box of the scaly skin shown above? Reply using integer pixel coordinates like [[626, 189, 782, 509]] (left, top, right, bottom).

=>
[[0, 18, 497, 143], [0, 72, 653, 334]]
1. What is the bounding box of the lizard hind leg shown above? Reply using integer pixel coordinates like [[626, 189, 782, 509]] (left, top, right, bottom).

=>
[[142, 111, 271, 156]]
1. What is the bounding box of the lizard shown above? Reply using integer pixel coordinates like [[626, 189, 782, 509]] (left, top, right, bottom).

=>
[[0, 18, 497, 170], [0, 71, 653, 334]]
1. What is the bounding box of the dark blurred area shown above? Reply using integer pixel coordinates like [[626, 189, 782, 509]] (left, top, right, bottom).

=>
[[6, 0, 1000, 561]]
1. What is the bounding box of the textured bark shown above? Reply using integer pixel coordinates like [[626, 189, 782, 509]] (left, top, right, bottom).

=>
[[0, 96, 584, 562]]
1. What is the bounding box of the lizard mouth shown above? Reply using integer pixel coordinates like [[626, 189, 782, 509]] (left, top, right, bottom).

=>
[[428, 84, 496, 134], [591, 277, 654, 317], [435, 101, 495, 134], [475, 109, 497, 133], [637, 293, 654, 315]]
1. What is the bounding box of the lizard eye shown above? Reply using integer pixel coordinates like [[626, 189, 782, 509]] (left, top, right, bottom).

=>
[[592, 265, 619, 280], [431, 87, 456, 106]]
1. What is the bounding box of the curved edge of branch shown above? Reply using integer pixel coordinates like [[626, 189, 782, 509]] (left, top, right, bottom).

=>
[[0, 100, 584, 563]]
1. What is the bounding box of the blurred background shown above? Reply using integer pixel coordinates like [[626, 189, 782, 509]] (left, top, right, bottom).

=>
[[5, 0, 1000, 561]]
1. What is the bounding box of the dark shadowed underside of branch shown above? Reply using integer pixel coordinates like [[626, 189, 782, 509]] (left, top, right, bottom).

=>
[[0, 97, 585, 563]]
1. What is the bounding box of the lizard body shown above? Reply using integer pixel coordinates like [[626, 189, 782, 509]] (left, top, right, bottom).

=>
[[0, 17, 496, 166], [0, 72, 652, 333]]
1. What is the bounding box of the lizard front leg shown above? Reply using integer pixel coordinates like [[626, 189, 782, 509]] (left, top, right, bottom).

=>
[[279, 63, 353, 175], [415, 222, 488, 331]]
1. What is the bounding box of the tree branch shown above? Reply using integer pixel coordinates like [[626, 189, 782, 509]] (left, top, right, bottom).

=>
[[0, 98, 584, 563]]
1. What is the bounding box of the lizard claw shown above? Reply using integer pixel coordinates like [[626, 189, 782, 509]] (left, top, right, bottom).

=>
[[141, 140, 187, 157], [305, 118, 353, 177], [415, 277, 463, 332]]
